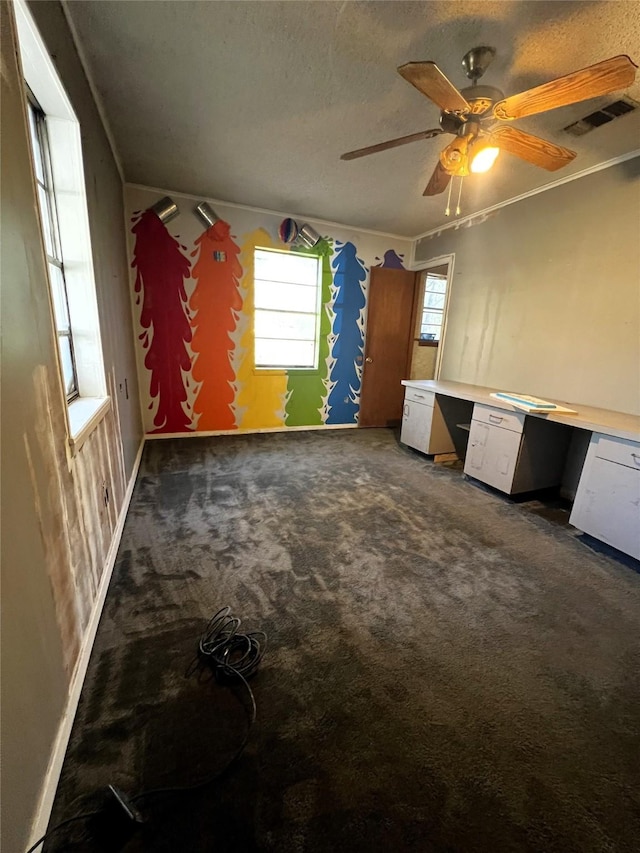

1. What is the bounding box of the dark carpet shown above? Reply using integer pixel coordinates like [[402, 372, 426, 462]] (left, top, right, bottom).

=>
[[47, 429, 640, 853]]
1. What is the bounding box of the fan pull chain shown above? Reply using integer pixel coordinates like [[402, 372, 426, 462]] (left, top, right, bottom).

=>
[[444, 179, 453, 217], [456, 177, 464, 216]]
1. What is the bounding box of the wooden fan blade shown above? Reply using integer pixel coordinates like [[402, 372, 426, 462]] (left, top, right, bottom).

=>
[[491, 126, 576, 171], [398, 61, 471, 113], [423, 161, 452, 196], [341, 128, 443, 161], [494, 55, 638, 121]]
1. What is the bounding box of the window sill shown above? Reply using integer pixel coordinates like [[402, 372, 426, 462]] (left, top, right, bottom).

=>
[[68, 396, 110, 452]]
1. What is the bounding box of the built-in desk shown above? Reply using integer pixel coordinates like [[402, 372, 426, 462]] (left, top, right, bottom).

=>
[[400, 379, 640, 560], [401, 379, 640, 441]]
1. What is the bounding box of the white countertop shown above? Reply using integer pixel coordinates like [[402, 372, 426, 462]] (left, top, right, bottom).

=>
[[402, 379, 640, 443]]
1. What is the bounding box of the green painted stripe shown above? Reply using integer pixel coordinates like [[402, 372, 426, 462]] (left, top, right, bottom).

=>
[[285, 239, 333, 426]]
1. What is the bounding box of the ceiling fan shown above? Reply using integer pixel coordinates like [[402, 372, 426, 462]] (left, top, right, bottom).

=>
[[341, 47, 638, 197]]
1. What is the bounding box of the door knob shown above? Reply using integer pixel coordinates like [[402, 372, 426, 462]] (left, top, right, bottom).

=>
[[365, 357, 373, 363]]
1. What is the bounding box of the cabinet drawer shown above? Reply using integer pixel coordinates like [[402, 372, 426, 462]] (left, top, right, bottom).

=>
[[471, 403, 525, 434], [404, 387, 435, 406], [594, 434, 640, 470]]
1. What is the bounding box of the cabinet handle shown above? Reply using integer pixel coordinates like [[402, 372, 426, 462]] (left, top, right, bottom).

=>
[[632, 452, 640, 463], [414, 394, 424, 398], [489, 414, 504, 424]]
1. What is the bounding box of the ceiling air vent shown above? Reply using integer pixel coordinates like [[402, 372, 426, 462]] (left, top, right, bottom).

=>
[[564, 97, 639, 137]]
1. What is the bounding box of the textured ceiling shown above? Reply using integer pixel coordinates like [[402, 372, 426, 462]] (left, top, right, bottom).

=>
[[65, 0, 640, 237]]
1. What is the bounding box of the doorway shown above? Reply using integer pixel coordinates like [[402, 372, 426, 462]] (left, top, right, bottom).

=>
[[409, 255, 454, 382]]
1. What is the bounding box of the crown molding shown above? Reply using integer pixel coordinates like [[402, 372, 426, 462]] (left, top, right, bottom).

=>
[[412, 150, 640, 243], [124, 182, 412, 243]]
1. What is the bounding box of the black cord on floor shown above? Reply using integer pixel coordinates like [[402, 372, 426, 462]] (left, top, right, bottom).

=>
[[25, 606, 265, 853], [132, 606, 266, 802], [25, 810, 103, 853]]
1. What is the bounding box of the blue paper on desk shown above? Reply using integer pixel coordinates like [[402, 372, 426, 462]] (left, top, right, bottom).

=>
[[491, 392, 577, 414]]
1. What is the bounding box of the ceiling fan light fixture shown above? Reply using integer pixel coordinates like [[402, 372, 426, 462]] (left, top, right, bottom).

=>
[[470, 144, 500, 173]]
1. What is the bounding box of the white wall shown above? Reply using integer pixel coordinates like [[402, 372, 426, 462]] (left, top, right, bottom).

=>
[[414, 158, 640, 415]]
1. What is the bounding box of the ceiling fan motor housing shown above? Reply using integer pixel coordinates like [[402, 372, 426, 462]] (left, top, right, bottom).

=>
[[440, 85, 505, 135], [439, 111, 465, 134], [461, 85, 505, 117]]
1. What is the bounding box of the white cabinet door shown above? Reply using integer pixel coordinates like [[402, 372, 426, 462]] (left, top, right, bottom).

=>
[[570, 456, 640, 559], [464, 420, 522, 493], [401, 400, 434, 454]]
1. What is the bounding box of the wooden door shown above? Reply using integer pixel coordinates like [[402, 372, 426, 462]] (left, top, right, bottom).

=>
[[359, 267, 418, 427]]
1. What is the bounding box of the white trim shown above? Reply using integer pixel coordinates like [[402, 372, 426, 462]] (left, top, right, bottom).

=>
[[27, 438, 145, 852], [59, 0, 125, 183], [14, 0, 76, 121], [124, 182, 411, 243], [68, 396, 111, 451], [145, 423, 359, 440], [407, 237, 417, 270], [410, 254, 456, 381], [410, 253, 456, 273], [412, 150, 640, 243], [434, 255, 455, 381]]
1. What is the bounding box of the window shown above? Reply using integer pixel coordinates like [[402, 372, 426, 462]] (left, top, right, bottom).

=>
[[419, 272, 448, 345], [16, 0, 107, 445], [27, 95, 78, 401], [254, 248, 322, 369]]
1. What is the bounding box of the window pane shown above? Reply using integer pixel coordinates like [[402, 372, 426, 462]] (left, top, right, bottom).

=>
[[37, 185, 55, 257], [27, 106, 46, 184], [255, 250, 319, 286], [57, 334, 77, 397], [425, 275, 447, 294], [422, 310, 443, 326], [253, 248, 321, 368], [255, 309, 316, 341], [48, 263, 71, 331], [420, 324, 441, 341], [255, 338, 316, 368], [423, 290, 445, 310], [255, 279, 318, 313]]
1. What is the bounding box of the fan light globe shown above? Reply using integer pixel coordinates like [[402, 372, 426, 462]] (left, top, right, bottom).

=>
[[470, 146, 500, 173]]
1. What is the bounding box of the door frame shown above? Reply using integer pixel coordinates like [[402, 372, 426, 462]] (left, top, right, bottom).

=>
[[410, 253, 455, 380]]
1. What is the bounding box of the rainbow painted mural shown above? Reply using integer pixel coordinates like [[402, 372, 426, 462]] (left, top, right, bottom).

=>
[[130, 209, 405, 434]]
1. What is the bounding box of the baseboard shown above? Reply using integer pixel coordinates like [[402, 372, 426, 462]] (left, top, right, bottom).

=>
[[27, 437, 145, 850], [145, 422, 360, 440]]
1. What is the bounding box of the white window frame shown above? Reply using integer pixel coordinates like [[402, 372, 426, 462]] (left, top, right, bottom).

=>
[[419, 271, 448, 345], [26, 92, 80, 402], [253, 247, 322, 371], [16, 0, 108, 445]]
